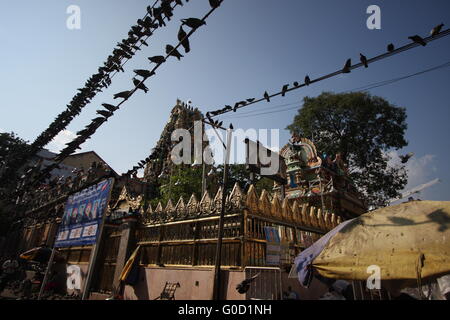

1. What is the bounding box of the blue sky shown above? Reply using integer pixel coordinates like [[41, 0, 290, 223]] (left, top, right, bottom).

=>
[[0, 0, 449, 201]]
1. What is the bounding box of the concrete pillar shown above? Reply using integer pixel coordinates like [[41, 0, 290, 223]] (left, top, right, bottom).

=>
[[112, 216, 138, 289]]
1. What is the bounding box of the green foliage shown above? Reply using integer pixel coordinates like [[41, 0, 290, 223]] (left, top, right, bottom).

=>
[[149, 164, 277, 208], [0, 132, 30, 188], [151, 165, 204, 208], [286, 92, 408, 208], [0, 132, 30, 235]]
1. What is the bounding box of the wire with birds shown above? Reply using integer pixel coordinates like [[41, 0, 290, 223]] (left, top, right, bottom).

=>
[[25, 1, 184, 159], [206, 24, 449, 119], [7, 0, 186, 185], [218, 59, 450, 120], [30, 0, 224, 185]]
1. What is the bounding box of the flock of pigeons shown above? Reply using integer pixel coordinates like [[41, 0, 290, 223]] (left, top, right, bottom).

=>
[[11, 0, 188, 187], [205, 23, 446, 121], [38, 0, 223, 181]]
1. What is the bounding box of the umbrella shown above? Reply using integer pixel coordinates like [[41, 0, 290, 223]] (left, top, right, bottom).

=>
[[20, 247, 64, 263], [294, 201, 450, 287]]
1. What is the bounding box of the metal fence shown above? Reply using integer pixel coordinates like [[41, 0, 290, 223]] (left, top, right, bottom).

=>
[[244, 267, 283, 300]]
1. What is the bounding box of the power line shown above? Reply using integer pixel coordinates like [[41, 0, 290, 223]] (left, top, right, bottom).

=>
[[207, 27, 450, 119], [221, 60, 450, 119], [344, 60, 450, 92]]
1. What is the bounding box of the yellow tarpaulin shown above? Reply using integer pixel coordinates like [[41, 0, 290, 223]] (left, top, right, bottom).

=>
[[313, 201, 450, 282]]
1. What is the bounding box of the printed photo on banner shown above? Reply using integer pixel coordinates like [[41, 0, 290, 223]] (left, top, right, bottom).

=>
[[54, 178, 114, 248]]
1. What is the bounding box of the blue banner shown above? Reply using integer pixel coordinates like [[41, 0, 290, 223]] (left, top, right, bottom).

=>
[[54, 178, 114, 248]]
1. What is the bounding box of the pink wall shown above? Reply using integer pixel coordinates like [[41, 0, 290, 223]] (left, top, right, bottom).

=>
[[122, 266, 327, 300], [123, 267, 248, 300]]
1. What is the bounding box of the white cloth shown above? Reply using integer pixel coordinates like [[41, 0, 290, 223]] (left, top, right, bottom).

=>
[[294, 219, 354, 287], [437, 275, 450, 296]]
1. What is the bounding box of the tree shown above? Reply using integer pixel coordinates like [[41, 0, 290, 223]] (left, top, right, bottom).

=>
[[149, 164, 277, 208], [0, 132, 31, 193], [151, 165, 204, 208], [0, 132, 30, 236], [286, 92, 408, 208]]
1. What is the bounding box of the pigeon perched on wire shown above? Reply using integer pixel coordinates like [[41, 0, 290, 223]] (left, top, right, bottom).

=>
[[409, 35, 427, 46], [281, 84, 289, 97], [153, 7, 166, 27], [264, 91, 270, 102], [400, 152, 414, 164], [293, 81, 299, 87], [387, 43, 395, 52], [181, 18, 206, 29], [360, 53, 368, 68], [91, 116, 108, 123], [148, 55, 166, 64], [209, 0, 222, 8], [305, 75, 311, 86], [178, 26, 190, 53], [160, 1, 174, 20], [146, 5, 153, 16], [166, 45, 183, 60], [133, 78, 149, 93], [137, 17, 155, 29], [113, 90, 131, 100], [342, 59, 352, 73], [134, 69, 155, 78], [206, 114, 214, 124], [236, 273, 260, 294], [430, 23, 444, 37], [102, 103, 119, 112], [246, 98, 255, 103], [96, 110, 113, 118]]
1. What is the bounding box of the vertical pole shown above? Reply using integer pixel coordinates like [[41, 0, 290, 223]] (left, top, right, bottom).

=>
[[201, 161, 206, 196], [245, 138, 255, 185], [213, 128, 232, 300], [37, 247, 56, 300]]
